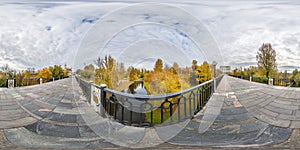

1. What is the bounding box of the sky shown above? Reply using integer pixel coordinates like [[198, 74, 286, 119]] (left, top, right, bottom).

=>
[[0, 0, 299, 72]]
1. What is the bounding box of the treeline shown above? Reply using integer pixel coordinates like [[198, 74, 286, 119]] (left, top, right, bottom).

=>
[[230, 66, 300, 80], [0, 64, 71, 79], [76, 55, 220, 94], [229, 43, 300, 80]]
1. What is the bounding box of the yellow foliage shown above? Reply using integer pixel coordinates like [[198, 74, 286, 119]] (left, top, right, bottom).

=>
[[195, 61, 212, 84], [37, 68, 52, 79]]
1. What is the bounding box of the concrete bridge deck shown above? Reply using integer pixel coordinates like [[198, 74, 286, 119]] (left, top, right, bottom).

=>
[[0, 75, 300, 149]]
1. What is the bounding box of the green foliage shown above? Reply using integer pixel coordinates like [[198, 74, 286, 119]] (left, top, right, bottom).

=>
[[49, 65, 64, 78], [256, 43, 277, 78], [292, 69, 299, 79], [94, 56, 121, 89]]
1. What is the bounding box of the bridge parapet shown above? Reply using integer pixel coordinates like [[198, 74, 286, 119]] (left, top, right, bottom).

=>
[[76, 75, 224, 127]]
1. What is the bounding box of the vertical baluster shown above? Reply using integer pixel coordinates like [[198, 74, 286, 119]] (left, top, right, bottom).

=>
[[114, 100, 117, 120], [189, 94, 192, 117], [149, 103, 153, 127], [184, 97, 187, 119], [140, 103, 143, 127], [177, 98, 181, 122], [129, 104, 133, 126], [170, 106, 173, 123], [161, 105, 164, 124], [121, 105, 124, 123]]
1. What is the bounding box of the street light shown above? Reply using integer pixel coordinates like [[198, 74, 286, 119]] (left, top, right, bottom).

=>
[[212, 61, 217, 92]]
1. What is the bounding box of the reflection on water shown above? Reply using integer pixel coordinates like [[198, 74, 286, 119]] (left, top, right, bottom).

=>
[[123, 81, 148, 95]]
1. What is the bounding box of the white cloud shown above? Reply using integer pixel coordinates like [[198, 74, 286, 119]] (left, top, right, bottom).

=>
[[0, 0, 299, 72]]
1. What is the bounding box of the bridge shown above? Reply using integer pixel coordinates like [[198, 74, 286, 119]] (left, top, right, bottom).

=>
[[0, 75, 300, 149]]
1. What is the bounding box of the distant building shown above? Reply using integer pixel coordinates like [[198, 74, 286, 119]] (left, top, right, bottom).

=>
[[220, 66, 231, 74]]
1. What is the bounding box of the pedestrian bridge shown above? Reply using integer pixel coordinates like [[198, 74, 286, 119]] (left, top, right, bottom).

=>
[[0, 75, 299, 149]]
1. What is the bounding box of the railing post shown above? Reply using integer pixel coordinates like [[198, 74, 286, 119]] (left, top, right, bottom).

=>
[[212, 61, 217, 93], [100, 84, 107, 117], [89, 81, 93, 104], [213, 78, 216, 93], [7, 79, 14, 88], [53, 77, 55, 82], [268, 78, 274, 86], [40, 78, 43, 84], [250, 76, 252, 82]]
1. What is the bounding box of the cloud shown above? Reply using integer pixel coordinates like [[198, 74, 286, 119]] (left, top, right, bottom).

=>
[[182, 0, 300, 71], [0, 0, 299, 72]]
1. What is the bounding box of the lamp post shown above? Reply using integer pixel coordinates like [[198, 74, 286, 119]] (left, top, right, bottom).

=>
[[212, 61, 217, 92]]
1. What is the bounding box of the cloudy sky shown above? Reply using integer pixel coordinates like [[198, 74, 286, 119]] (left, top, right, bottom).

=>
[[0, 0, 299, 72]]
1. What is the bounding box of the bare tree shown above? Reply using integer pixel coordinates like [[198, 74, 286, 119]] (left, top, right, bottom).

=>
[[1, 64, 10, 73], [256, 43, 277, 78]]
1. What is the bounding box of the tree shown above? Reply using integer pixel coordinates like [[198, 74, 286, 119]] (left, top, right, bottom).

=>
[[195, 61, 212, 84], [192, 60, 198, 71], [128, 67, 140, 81], [1, 64, 9, 73], [63, 64, 70, 77], [154, 58, 163, 72], [1, 64, 15, 78], [292, 69, 299, 79], [172, 62, 179, 72], [37, 68, 52, 78], [256, 43, 277, 78], [49, 65, 64, 78], [94, 56, 120, 88]]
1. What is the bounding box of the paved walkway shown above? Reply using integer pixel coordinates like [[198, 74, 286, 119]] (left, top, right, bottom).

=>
[[0, 75, 300, 149]]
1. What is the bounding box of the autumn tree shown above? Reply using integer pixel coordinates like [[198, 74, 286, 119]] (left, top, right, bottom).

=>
[[154, 58, 163, 72], [1, 64, 15, 78], [195, 61, 212, 84], [192, 60, 198, 71], [49, 65, 64, 78], [128, 67, 140, 81], [63, 64, 70, 77], [23, 70, 31, 78], [292, 69, 299, 79], [172, 62, 179, 74], [256, 43, 277, 78], [94, 56, 120, 88], [37, 68, 52, 78]]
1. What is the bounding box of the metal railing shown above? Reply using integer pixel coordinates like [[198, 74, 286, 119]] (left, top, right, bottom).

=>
[[0, 76, 69, 88], [229, 75, 300, 87], [75, 77, 92, 103], [76, 75, 224, 127]]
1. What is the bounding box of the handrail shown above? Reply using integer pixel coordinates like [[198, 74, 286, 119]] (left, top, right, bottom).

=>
[[76, 75, 224, 127], [103, 79, 214, 101], [0, 76, 69, 88], [229, 75, 300, 87]]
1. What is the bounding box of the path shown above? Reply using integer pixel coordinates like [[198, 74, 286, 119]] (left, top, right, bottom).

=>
[[0, 75, 300, 149]]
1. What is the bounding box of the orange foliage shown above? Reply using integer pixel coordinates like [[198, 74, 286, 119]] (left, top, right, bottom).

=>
[[37, 68, 52, 79]]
